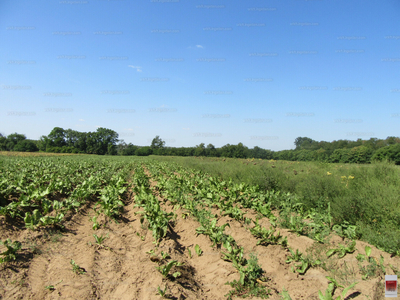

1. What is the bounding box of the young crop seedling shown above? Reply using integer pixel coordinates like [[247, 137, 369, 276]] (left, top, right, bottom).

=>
[[356, 246, 372, 263], [172, 272, 181, 278], [181, 212, 190, 219], [196, 219, 230, 247], [0, 239, 22, 263], [358, 254, 386, 280], [285, 248, 303, 264], [93, 233, 108, 246], [326, 241, 356, 259], [136, 232, 145, 241], [222, 240, 246, 268], [291, 256, 321, 275], [161, 251, 171, 260], [156, 285, 172, 298], [45, 285, 55, 291], [70, 259, 86, 275], [156, 260, 179, 278], [91, 215, 100, 230], [250, 220, 288, 247], [318, 276, 357, 300], [45, 280, 63, 292], [225, 253, 270, 300], [187, 248, 192, 259], [279, 287, 293, 300], [195, 244, 203, 256]]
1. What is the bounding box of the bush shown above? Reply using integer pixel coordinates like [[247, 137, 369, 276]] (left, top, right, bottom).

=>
[[135, 146, 152, 156], [13, 140, 38, 152], [371, 144, 400, 165]]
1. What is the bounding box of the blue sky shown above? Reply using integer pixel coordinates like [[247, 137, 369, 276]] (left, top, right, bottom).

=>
[[1, 0, 399, 151]]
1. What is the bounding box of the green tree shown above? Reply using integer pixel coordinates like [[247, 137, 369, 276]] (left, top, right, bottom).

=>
[[151, 136, 165, 149], [372, 143, 400, 165], [135, 146, 152, 156], [48, 127, 66, 148], [194, 143, 206, 156], [206, 143, 217, 157], [13, 140, 38, 152], [294, 137, 316, 150], [233, 142, 248, 158], [0, 134, 7, 151], [5, 133, 27, 151]]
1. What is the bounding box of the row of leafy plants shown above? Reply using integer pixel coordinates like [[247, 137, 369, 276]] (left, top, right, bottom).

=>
[[144, 162, 272, 299], [144, 161, 360, 299], [0, 157, 133, 229]]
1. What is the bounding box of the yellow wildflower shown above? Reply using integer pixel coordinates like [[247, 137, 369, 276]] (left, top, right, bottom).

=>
[[327, 172, 332, 175]]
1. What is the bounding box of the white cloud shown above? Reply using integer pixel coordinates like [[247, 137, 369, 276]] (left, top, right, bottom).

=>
[[79, 119, 85, 122], [187, 45, 204, 49], [128, 65, 142, 72], [183, 127, 190, 130]]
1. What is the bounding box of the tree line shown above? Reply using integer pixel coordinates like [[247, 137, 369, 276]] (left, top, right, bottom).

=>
[[1, 127, 399, 164]]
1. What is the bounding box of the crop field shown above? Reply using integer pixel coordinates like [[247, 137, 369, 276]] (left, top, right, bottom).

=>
[[0, 154, 399, 299]]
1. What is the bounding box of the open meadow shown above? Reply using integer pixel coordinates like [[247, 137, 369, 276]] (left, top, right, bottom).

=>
[[0, 153, 399, 299]]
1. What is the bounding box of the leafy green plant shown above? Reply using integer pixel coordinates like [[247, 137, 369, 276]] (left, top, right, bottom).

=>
[[187, 247, 192, 258], [91, 215, 100, 230], [195, 244, 203, 256], [285, 248, 303, 263], [24, 209, 42, 229], [135, 192, 174, 245], [136, 232, 145, 241], [45, 280, 62, 292], [0, 239, 22, 263], [250, 220, 287, 247], [244, 217, 252, 225], [318, 276, 357, 300], [225, 253, 270, 300], [196, 219, 230, 247], [356, 246, 372, 262], [156, 285, 171, 298], [222, 240, 246, 268], [326, 241, 356, 259], [70, 259, 86, 275], [332, 221, 357, 240], [93, 233, 108, 246], [279, 212, 307, 236], [291, 256, 321, 275], [279, 287, 293, 300], [156, 260, 179, 278], [222, 206, 246, 221], [358, 254, 386, 280], [161, 251, 171, 260], [286, 248, 322, 275]]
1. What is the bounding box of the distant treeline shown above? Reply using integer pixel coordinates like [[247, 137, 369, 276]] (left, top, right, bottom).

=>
[[1, 127, 400, 164]]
